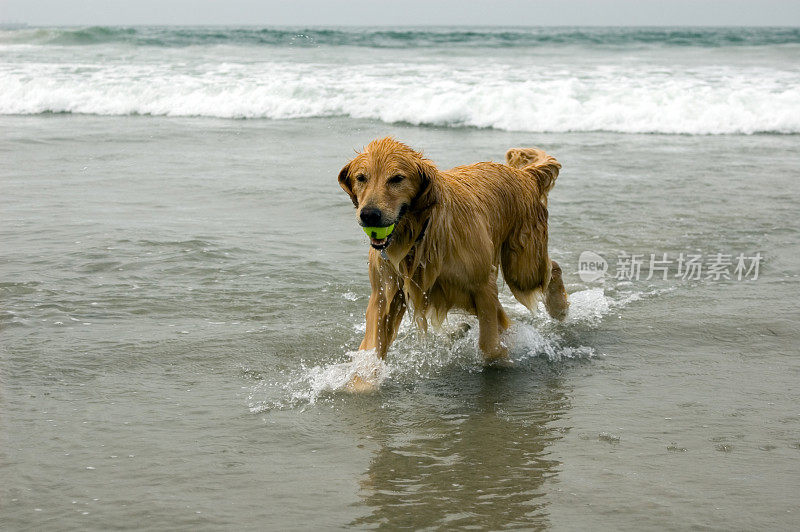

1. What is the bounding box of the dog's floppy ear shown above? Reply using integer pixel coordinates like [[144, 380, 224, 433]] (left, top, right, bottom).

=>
[[338, 161, 358, 207], [412, 159, 439, 212]]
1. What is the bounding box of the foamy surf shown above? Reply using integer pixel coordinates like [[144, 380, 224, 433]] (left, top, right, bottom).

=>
[[246, 285, 656, 412], [2, 26, 800, 135], [2, 61, 798, 134]]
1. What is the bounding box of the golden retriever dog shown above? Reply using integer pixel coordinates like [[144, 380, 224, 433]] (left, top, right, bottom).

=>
[[338, 138, 568, 388]]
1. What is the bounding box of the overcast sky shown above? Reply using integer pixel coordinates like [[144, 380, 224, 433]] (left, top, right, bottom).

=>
[[2, 0, 799, 26]]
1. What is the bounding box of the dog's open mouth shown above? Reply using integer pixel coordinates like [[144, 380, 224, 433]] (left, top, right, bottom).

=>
[[369, 234, 392, 249]]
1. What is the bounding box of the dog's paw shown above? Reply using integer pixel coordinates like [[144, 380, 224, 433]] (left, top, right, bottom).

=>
[[548, 303, 569, 322], [345, 374, 380, 393], [481, 344, 512, 367], [485, 356, 515, 369], [448, 322, 472, 341]]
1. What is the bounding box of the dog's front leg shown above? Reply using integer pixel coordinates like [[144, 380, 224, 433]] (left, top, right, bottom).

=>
[[349, 288, 405, 393], [359, 291, 385, 355], [348, 254, 405, 393], [359, 287, 405, 359], [347, 293, 387, 393]]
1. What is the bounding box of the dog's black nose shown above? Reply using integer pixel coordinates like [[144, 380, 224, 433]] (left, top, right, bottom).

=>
[[359, 207, 383, 226]]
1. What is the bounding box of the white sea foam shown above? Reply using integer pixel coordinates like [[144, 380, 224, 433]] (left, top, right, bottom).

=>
[[2, 58, 799, 134]]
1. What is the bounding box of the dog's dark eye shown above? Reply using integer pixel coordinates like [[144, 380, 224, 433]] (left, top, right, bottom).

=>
[[355, 174, 367, 183], [388, 175, 405, 185]]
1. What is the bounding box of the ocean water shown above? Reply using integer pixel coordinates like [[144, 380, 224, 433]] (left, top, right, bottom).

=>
[[1, 27, 799, 530], [2, 26, 800, 133]]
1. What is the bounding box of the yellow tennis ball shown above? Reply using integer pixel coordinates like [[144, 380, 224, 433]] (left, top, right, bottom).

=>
[[362, 224, 395, 240]]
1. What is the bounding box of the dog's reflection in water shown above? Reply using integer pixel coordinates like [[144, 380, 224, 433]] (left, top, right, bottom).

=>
[[345, 366, 570, 529]]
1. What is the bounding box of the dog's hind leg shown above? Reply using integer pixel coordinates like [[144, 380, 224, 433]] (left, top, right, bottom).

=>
[[473, 281, 509, 364], [502, 237, 569, 320], [544, 260, 569, 321], [501, 237, 549, 313]]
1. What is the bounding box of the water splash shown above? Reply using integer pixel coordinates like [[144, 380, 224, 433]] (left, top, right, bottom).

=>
[[247, 286, 661, 412]]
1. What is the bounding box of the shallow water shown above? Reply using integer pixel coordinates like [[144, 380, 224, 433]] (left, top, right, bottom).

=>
[[1, 113, 799, 529]]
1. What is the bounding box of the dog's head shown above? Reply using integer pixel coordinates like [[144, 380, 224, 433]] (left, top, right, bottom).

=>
[[338, 137, 437, 249]]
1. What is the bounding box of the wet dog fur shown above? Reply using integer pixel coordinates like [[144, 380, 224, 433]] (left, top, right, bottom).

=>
[[338, 138, 568, 387]]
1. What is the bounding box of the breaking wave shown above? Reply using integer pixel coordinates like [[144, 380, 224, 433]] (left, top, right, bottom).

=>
[[2, 60, 799, 134]]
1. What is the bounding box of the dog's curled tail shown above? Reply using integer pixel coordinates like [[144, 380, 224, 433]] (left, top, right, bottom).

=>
[[505, 147, 561, 197]]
